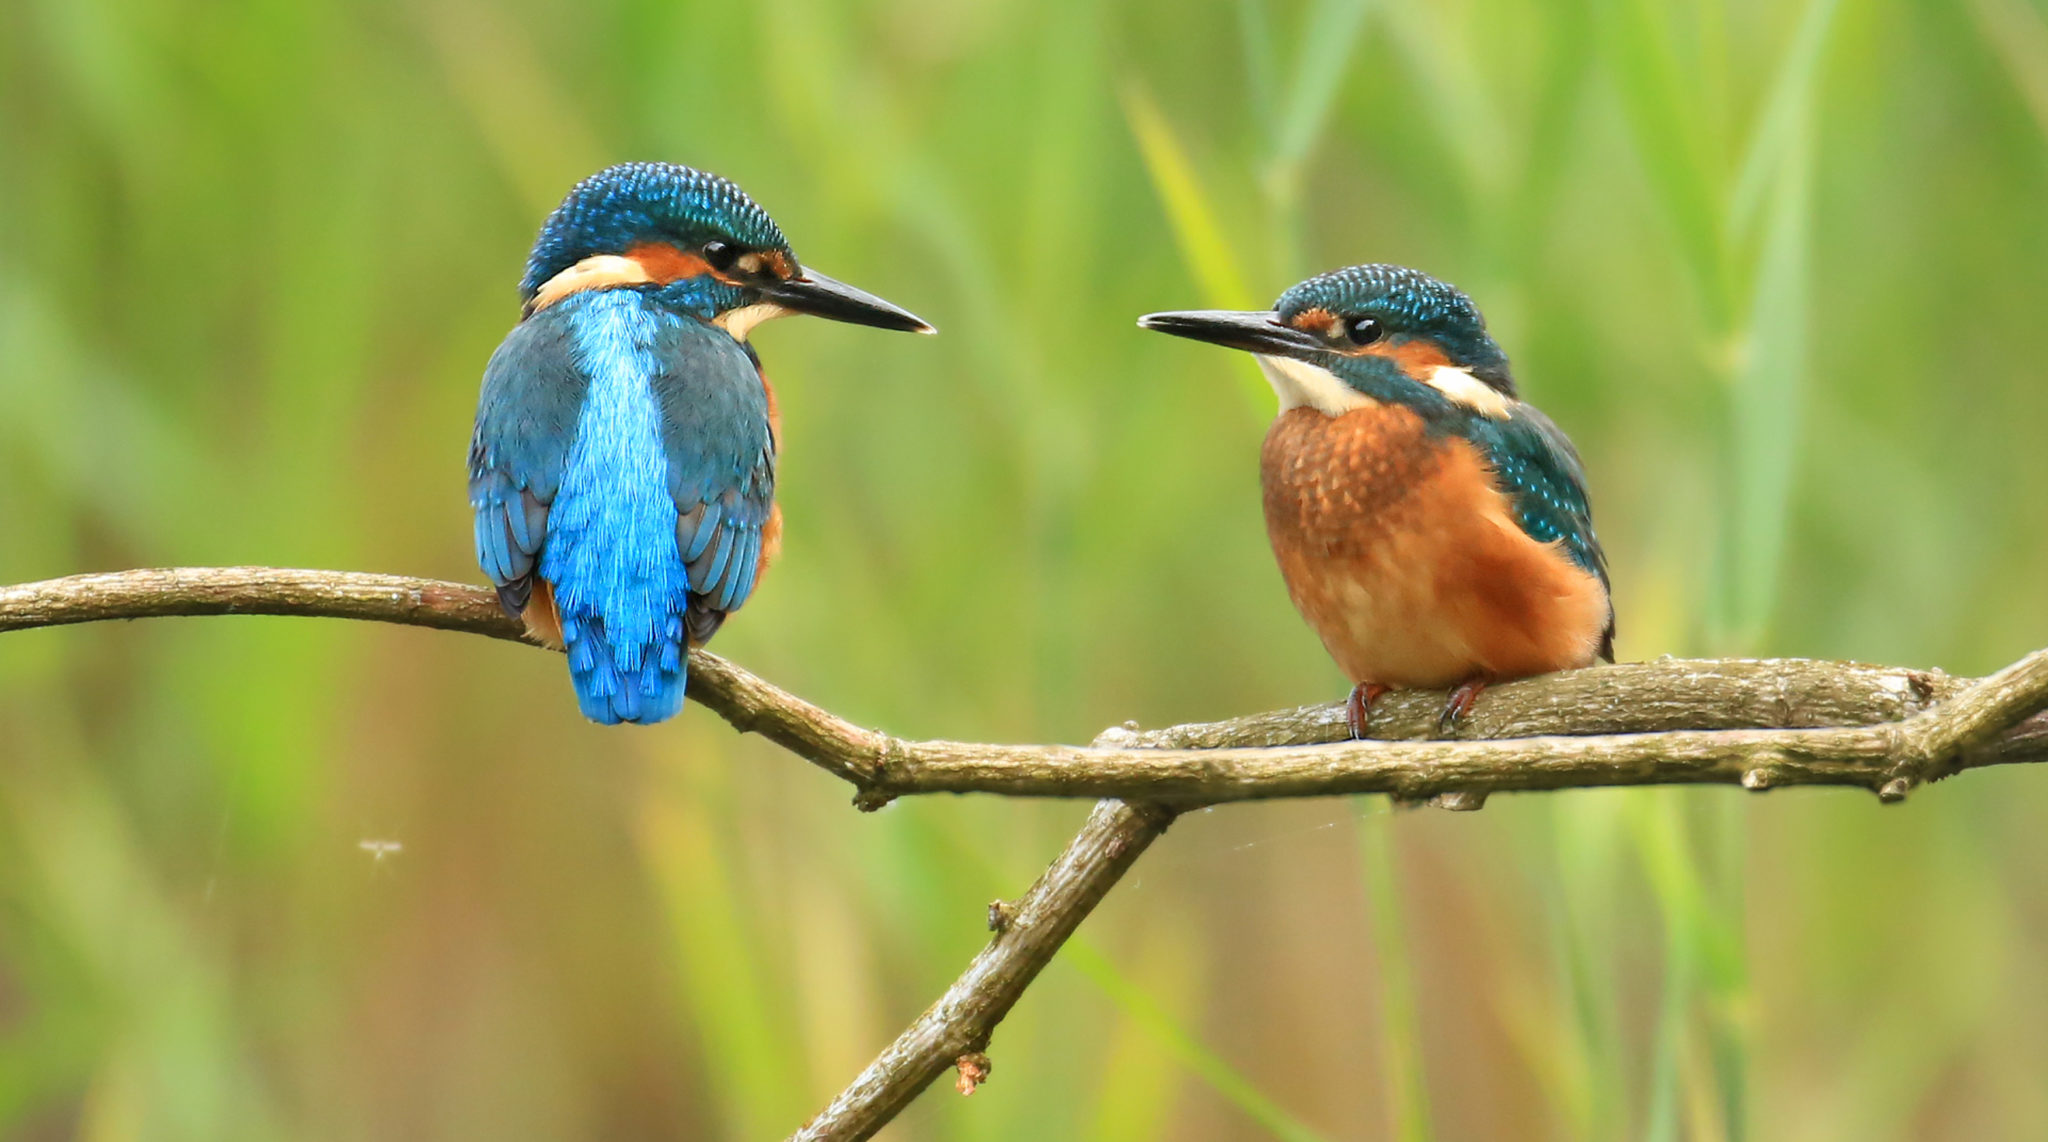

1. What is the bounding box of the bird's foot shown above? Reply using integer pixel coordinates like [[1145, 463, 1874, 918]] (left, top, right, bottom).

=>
[[1345, 682, 1390, 740], [1437, 677, 1491, 736]]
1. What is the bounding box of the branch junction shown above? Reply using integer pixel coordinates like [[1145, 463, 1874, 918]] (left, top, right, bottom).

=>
[[7, 566, 2045, 1142]]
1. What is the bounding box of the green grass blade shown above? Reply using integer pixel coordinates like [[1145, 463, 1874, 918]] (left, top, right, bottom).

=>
[[1729, 0, 1843, 241], [1270, 0, 1373, 178], [1239, 0, 1281, 140], [1967, 0, 2048, 145], [639, 757, 807, 1140], [1358, 814, 1436, 1142], [1593, 0, 1733, 326], [1082, 922, 1197, 1142], [1632, 790, 1748, 1142], [1374, 0, 1506, 204], [1121, 82, 1259, 311], [1067, 940, 1333, 1142], [1122, 81, 1272, 415], [1720, 114, 1811, 649], [1548, 792, 1633, 1141]]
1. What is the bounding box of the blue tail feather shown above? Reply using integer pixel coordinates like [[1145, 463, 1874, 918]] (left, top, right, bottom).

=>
[[561, 613, 687, 725]]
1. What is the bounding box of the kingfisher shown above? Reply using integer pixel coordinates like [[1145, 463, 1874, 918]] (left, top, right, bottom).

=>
[[470, 162, 932, 725], [1139, 264, 1612, 736]]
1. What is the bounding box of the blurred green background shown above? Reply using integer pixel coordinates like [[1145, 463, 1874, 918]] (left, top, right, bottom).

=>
[[5, 0, 2048, 1137]]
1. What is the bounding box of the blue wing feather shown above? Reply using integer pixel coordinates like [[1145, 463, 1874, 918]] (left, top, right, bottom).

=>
[[470, 290, 774, 724], [679, 500, 723, 561], [470, 309, 588, 614], [1470, 403, 1615, 658], [653, 329, 775, 644]]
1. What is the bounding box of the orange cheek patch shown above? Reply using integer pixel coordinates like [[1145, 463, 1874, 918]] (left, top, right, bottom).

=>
[[626, 242, 716, 284], [1290, 308, 1338, 337], [1361, 335, 1452, 374], [1283, 314, 1456, 377], [526, 243, 732, 315], [754, 250, 795, 280]]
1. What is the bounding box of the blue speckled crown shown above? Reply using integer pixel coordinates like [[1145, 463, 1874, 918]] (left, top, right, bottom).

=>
[[1276, 264, 1480, 328], [1279, 264, 1511, 389], [520, 163, 793, 302]]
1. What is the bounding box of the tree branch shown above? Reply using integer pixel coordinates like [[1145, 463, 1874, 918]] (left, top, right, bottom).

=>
[[789, 798, 1177, 1140], [8, 565, 2048, 1142], [7, 568, 2044, 806]]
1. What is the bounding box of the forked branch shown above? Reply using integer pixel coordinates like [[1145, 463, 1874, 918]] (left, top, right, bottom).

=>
[[6, 566, 2047, 1141]]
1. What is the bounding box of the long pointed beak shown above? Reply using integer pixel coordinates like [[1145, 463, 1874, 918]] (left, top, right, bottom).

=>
[[1137, 309, 1322, 357], [764, 268, 935, 334]]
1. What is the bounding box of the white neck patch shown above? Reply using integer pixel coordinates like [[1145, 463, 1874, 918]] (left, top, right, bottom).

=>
[[1256, 355, 1374, 416], [1422, 365, 1513, 419], [1255, 355, 1516, 421], [529, 256, 796, 344], [530, 255, 652, 314]]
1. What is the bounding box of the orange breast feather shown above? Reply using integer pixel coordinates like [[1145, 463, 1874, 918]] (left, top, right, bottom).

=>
[[523, 579, 564, 650], [754, 371, 783, 586], [1261, 405, 1608, 689]]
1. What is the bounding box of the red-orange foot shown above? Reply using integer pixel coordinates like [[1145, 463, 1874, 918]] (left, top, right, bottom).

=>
[[1438, 677, 1491, 736], [1345, 682, 1390, 740]]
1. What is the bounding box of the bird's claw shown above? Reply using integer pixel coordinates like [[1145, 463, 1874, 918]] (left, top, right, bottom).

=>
[[1437, 678, 1490, 736], [1345, 682, 1389, 740]]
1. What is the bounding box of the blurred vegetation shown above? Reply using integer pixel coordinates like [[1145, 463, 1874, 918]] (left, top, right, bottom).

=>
[[4, 0, 2048, 1138]]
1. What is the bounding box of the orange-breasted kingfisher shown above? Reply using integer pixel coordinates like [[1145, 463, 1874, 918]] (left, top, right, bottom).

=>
[[1140, 264, 1613, 736], [470, 162, 932, 725]]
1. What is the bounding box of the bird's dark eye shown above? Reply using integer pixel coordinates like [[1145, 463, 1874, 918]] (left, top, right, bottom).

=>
[[1344, 316, 1384, 346], [701, 240, 740, 271]]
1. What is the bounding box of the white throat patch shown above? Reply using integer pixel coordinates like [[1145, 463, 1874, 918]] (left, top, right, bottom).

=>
[[1256, 355, 1373, 416], [713, 302, 793, 342]]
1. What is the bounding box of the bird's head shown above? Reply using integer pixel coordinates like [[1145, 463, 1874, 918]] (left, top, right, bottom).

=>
[[1139, 264, 1514, 420], [520, 162, 932, 338]]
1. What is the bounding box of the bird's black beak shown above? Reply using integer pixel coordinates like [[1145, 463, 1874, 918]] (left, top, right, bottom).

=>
[[1137, 309, 1323, 358], [765, 269, 935, 334]]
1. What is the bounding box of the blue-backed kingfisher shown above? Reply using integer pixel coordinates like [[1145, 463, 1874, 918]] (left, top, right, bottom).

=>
[[1140, 264, 1613, 736], [470, 162, 932, 724]]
